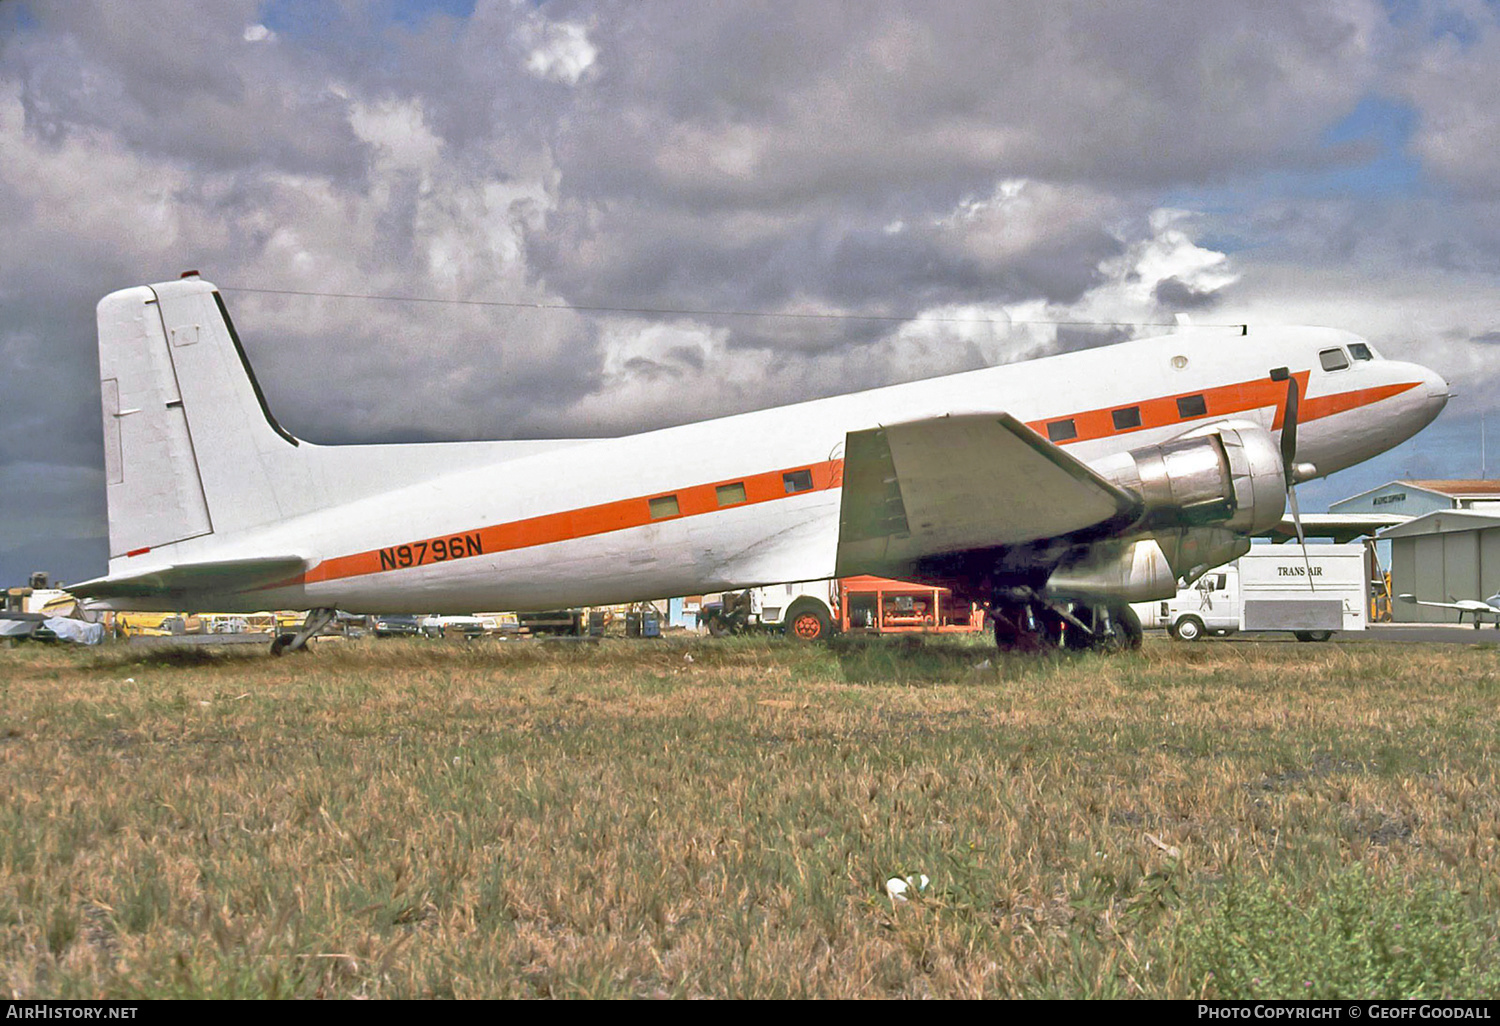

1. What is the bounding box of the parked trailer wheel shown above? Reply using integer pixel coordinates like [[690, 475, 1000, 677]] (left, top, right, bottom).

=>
[[1294, 630, 1333, 642]]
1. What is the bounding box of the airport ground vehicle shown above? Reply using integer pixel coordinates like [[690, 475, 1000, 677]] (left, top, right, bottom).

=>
[[1132, 544, 1368, 641], [700, 577, 985, 641], [515, 609, 585, 636], [373, 614, 423, 637], [422, 614, 491, 638], [699, 581, 838, 638]]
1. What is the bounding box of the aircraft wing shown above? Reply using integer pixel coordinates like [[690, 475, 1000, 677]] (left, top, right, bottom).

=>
[[1396, 594, 1459, 611], [1260, 513, 1409, 544], [69, 556, 308, 600], [835, 413, 1141, 576], [1396, 594, 1499, 615]]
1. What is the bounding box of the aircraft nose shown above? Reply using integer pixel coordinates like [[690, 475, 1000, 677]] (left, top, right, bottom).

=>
[[1422, 364, 1451, 403], [1416, 363, 1452, 411], [1401, 361, 1450, 430]]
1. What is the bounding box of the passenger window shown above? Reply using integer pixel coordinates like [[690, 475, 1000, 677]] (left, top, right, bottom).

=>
[[783, 469, 813, 494], [1111, 406, 1142, 430], [1320, 348, 1349, 371], [1046, 419, 1078, 442], [648, 495, 680, 519], [1177, 394, 1207, 418], [1348, 343, 1373, 361], [716, 482, 747, 506]]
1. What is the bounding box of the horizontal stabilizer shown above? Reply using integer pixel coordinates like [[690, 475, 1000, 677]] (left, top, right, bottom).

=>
[[835, 413, 1140, 576], [70, 556, 307, 599]]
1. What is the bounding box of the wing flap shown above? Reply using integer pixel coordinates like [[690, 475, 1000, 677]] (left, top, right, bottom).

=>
[[70, 556, 308, 599], [835, 414, 1140, 576]]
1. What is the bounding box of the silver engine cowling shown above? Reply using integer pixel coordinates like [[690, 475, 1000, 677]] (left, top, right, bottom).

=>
[[1089, 420, 1288, 536], [1044, 422, 1287, 603]]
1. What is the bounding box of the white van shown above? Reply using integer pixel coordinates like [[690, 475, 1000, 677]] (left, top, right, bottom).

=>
[[1133, 544, 1368, 642]]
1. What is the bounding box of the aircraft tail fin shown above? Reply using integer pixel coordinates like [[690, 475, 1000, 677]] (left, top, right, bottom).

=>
[[97, 277, 301, 561]]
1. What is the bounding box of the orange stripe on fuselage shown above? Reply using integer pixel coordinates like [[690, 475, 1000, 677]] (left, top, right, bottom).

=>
[[1299, 381, 1418, 423], [284, 375, 1420, 589], [1022, 375, 1418, 442], [295, 460, 842, 586]]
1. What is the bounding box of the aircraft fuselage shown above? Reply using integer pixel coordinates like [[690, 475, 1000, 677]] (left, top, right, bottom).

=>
[[96, 309, 1446, 614]]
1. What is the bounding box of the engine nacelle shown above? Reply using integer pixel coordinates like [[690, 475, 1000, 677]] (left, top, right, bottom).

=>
[[1044, 537, 1179, 603], [1089, 421, 1287, 536], [1043, 527, 1253, 603]]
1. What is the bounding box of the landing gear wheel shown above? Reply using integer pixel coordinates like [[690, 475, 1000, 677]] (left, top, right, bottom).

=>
[[786, 604, 832, 641], [1109, 603, 1143, 651], [1294, 630, 1333, 642], [1172, 616, 1205, 643], [270, 633, 297, 657], [707, 616, 731, 638]]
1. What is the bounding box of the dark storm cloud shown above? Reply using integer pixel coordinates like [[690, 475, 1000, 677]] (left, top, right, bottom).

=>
[[1053, 324, 1134, 355], [545, 0, 1382, 203], [500, 0, 1384, 333], [1153, 275, 1221, 310], [3, 0, 1500, 586], [10, 3, 370, 180]]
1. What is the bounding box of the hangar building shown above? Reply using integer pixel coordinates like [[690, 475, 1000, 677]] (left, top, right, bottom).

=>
[[1377, 510, 1500, 623], [1330, 479, 1500, 518]]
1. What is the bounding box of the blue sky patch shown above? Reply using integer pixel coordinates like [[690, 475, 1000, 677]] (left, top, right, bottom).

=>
[[259, 0, 475, 38]]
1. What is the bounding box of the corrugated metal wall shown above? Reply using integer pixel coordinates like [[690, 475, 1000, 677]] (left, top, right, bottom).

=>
[[1393, 526, 1500, 622]]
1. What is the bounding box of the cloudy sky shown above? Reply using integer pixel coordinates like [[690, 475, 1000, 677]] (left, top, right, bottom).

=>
[[3, 0, 1500, 586]]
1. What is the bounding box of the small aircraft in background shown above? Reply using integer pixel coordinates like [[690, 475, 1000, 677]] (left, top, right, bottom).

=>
[[73, 275, 1450, 654], [1397, 592, 1500, 629]]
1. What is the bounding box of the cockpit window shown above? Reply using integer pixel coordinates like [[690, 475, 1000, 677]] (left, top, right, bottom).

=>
[[1348, 342, 1374, 361], [1319, 348, 1350, 372]]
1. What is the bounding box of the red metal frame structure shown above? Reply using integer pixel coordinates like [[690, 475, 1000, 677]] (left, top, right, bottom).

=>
[[837, 576, 986, 635]]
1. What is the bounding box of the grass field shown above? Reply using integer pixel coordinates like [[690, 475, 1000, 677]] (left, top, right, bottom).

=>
[[2, 634, 1498, 999]]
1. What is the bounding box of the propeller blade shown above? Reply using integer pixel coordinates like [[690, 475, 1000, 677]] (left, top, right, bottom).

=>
[[1280, 375, 1300, 485], [1285, 481, 1316, 591], [1272, 369, 1316, 591]]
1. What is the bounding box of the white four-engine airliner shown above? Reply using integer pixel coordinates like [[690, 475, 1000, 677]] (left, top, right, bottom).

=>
[[73, 275, 1450, 653]]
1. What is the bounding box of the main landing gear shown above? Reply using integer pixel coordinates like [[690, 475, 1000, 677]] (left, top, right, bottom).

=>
[[989, 596, 1142, 653], [270, 607, 337, 656]]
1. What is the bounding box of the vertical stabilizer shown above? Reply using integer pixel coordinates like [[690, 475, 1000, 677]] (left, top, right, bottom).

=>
[[97, 286, 214, 556], [96, 278, 301, 559]]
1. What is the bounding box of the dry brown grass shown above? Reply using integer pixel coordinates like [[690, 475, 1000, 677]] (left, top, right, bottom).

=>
[[1, 634, 1497, 997]]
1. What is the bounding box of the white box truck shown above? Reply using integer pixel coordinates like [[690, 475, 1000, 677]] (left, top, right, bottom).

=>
[[1133, 543, 1368, 642]]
